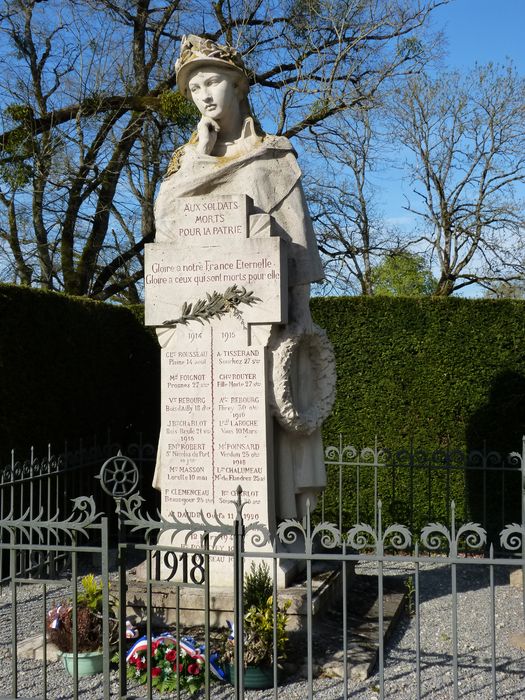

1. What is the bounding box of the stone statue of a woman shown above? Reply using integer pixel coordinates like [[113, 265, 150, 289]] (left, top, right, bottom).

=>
[[154, 35, 336, 519]]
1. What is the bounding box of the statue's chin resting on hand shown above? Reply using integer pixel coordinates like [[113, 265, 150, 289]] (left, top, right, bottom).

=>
[[154, 34, 335, 520]]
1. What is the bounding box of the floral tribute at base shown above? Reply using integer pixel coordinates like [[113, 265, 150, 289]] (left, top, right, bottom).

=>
[[126, 632, 225, 695]]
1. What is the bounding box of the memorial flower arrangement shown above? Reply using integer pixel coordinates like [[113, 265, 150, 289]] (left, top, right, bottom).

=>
[[223, 562, 290, 669], [126, 633, 225, 695], [47, 573, 118, 653]]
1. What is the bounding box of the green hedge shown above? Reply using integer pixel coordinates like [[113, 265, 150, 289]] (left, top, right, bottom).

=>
[[1, 287, 523, 534], [0, 284, 159, 458], [311, 296, 525, 532]]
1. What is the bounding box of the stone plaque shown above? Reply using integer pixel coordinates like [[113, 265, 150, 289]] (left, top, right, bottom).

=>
[[144, 237, 286, 327], [147, 194, 284, 585], [155, 194, 249, 244], [158, 324, 271, 530]]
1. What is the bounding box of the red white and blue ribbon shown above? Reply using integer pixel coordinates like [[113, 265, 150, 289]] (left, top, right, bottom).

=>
[[125, 633, 225, 681]]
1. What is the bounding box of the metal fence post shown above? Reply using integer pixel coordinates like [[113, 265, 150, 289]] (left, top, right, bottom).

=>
[[101, 516, 111, 700], [116, 498, 128, 699], [233, 486, 244, 700]]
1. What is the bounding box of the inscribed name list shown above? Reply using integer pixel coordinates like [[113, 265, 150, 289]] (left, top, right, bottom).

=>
[[160, 324, 268, 525]]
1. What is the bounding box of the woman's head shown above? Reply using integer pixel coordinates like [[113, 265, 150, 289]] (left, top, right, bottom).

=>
[[176, 35, 250, 101], [187, 66, 247, 125]]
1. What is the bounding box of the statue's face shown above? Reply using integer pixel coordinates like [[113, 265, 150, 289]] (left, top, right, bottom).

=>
[[187, 67, 241, 124]]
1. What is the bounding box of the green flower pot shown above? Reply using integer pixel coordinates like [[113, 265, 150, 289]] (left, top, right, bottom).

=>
[[227, 663, 278, 689], [61, 650, 104, 677]]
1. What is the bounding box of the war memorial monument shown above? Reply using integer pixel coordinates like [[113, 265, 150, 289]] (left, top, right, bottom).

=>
[[144, 35, 336, 586]]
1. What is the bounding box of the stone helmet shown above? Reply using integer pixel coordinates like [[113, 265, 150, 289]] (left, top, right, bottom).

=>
[[175, 34, 250, 99]]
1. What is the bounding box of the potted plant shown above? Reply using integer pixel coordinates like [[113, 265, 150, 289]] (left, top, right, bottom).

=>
[[47, 574, 117, 677], [223, 562, 290, 689]]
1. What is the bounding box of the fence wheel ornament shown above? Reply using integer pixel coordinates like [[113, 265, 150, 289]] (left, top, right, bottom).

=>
[[97, 451, 139, 498]]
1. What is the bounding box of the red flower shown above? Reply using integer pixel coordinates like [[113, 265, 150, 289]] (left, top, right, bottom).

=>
[[165, 649, 177, 662], [187, 663, 201, 675], [151, 667, 162, 677], [136, 660, 147, 671]]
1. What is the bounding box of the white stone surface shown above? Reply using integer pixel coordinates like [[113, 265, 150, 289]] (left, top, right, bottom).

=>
[[145, 37, 336, 588], [148, 194, 285, 585], [144, 236, 286, 327], [155, 193, 249, 243]]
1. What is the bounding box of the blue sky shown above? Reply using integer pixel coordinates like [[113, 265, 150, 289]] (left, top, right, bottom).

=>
[[433, 0, 525, 72], [375, 0, 525, 295]]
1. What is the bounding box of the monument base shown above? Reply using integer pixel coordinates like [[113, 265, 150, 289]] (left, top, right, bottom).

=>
[[126, 560, 354, 632]]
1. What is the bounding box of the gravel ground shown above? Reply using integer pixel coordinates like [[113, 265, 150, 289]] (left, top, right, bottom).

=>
[[1, 560, 524, 699]]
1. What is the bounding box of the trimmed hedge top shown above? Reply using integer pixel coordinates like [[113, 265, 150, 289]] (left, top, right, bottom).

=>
[[0, 284, 159, 457], [311, 295, 525, 453]]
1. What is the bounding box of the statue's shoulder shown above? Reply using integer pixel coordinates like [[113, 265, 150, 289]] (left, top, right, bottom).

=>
[[262, 134, 296, 155], [164, 145, 186, 178], [164, 132, 199, 178]]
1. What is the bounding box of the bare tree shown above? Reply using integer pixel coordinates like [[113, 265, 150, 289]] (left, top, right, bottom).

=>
[[391, 63, 525, 296], [304, 110, 408, 295], [0, 0, 448, 300]]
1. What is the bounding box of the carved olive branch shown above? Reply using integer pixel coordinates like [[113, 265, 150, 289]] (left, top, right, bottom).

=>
[[162, 285, 261, 327]]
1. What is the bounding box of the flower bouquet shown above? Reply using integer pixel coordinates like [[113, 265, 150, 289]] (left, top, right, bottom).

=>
[[126, 632, 225, 695], [47, 573, 118, 653]]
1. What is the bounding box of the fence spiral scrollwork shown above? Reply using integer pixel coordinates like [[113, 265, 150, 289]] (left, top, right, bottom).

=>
[[277, 499, 342, 552], [117, 493, 238, 547], [346, 500, 411, 553], [346, 523, 377, 551], [500, 523, 525, 552], [420, 514, 486, 555], [346, 521, 411, 553]]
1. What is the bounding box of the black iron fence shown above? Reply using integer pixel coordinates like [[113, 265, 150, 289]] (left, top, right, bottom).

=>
[[321, 436, 524, 548], [0, 434, 525, 700], [0, 436, 157, 582], [1, 451, 524, 699]]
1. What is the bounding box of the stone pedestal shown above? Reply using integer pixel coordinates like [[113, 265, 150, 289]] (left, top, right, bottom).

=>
[[145, 194, 289, 586], [126, 562, 354, 632]]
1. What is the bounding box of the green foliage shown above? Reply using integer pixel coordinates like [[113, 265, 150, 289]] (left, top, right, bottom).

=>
[[242, 597, 290, 666], [77, 574, 104, 612], [0, 284, 159, 458], [47, 574, 117, 652], [372, 252, 436, 296], [311, 295, 525, 530], [0, 158, 32, 188], [224, 562, 289, 667], [159, 90, 200, 129], [4, 103, 34, 123], [286, 0, 321, 35], [397, 36, 424, 60], [243, 562, 272, 610], [1, 103, 35, 186]]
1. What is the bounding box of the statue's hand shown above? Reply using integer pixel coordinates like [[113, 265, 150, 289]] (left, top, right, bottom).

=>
[[196, 117, 219, 155]]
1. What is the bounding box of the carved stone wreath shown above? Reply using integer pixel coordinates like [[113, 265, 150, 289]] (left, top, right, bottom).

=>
[[269, 323, 336, 435]]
